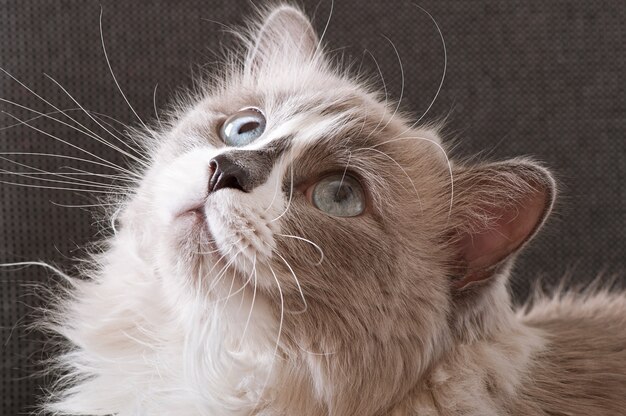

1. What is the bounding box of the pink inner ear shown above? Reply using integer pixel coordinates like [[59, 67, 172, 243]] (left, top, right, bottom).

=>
[[457, 188, 548, 288]]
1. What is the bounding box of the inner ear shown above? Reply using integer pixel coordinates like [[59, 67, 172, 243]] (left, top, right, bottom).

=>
[[245, 5, 318, 73], [453, 161, 555, 289]]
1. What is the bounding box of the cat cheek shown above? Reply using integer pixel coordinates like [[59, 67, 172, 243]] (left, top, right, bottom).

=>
[[152, 149, 215, 225]]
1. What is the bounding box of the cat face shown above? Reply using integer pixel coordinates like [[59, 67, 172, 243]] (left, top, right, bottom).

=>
[[118, 5, 555, 401], [125, 7, 451, 304]]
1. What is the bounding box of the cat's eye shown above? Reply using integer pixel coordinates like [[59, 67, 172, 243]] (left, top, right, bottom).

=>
[[220, 108, 266, 147], [311, 174, 366, 217]]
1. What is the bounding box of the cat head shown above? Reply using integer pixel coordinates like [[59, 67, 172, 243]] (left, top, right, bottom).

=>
[[118, 3, 555, 409]]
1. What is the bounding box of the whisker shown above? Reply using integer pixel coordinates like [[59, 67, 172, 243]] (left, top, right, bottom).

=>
[[49, 201, 119, 209], [43, 73, 148, 166], [313, 0, 334, 59], [238, 255, 258, 350], [354, 147, 423, 212], [1, 110, 136, 177], [336, 151, 352, 196], [275, 251, 307, 314], [270, 163, 294, 223], [153, 83, 163, 128], [276, 233, 324, 266], [88, 110, 145, 150], [366, 34, 404, 140], [99, 8, 153, 136], [217, 255, 247, 317], [220, 255, 257, 301], [0, 157, 126, 189], [262, 158, 284, 216], [0, 152, 136, 176], [0, 71, 143, 167], [0, 107, 80, 131], [0, 169, 125, 191], [0, 170, 123, 180], [408, 5, 446, 129], [193, 238, 242, 256], [254, 263, 285, 410], [372, 136, 454, 219], [206, 246, 244, 293], [0, 180, 121, 195], [363, 49, 389, 136], [0, 261, 76, 287], [218, 267, 238, 314], [296, 344, 337, 356], [61, 166, 134, 183]]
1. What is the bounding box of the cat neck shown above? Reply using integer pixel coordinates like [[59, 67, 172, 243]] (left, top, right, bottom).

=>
[[400, 314, 545, 414], [270, 277, 543, 416]]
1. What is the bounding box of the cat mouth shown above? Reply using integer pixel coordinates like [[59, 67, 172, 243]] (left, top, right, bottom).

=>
[[173, 199, 208, 222]]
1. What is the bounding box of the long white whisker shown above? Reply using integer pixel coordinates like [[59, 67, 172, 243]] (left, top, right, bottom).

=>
[[153, 83, 163, 128], [0, 180, 121, 195], [0, 170, 126, 180], [0, 157, 126, 189], [373, 136, 453, 219], [0, 70, 104, 140], [0, 169, 125, 191], [355, 147, 423, 212], [0, 71, 142, 165], [0, 107, 80, 131], [363, 49, 389, 137], [366, 34, 404, 139], [194, 238, 242, 256], [218, 267, 238, 314], [409, 5, 446, 128], [43, 73, 148, 166], [88, 110, 145, 150], [207, 246, 250, 295], [99, 8, 153, 136], [0, 152, 136, 176], [314, 0, 334, 56], [1, 110, 136, 177], [49, 201, 119, 209], [274, 251, 307, 314], [255, 263, 284, 410], [0, 261, 76, 286], [262, 158, 284, 215], [276, 234, 324, 266], [270, 164, 293, 223], [238, 255, 257, 349], [336, 150, 352, 197], [221, 255, 257, 302], [61, 166, 134, 183], [0, 95, 121, 153]]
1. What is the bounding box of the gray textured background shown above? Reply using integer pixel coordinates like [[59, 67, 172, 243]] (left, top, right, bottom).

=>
[[1, 1, 625, 414]]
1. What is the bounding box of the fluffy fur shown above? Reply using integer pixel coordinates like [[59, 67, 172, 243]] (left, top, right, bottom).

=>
[[39, 4, 626, 415]]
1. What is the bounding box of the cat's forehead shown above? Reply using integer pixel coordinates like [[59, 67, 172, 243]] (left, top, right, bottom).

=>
[[165, 69, 438, 175], [207, 79, 398, 151]]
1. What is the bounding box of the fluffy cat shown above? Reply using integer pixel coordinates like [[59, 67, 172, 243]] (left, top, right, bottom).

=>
[[40, 4, 626, 416]]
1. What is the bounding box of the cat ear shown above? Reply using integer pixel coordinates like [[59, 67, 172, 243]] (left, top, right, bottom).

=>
[[451, 159, 556, 290], [246, 5, 319, 72]]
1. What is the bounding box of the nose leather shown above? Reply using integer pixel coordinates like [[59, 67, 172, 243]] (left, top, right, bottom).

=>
[[208, 154, 250, 193]]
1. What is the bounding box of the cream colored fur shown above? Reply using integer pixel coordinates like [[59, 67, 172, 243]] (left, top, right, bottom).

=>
[[41, 4, 626, 416]]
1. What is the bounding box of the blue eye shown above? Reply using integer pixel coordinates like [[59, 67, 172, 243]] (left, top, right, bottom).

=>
[[311, 174, 366, 217], [220, 108, 266, 147]]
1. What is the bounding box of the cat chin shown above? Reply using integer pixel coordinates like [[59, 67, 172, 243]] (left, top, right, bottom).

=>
[[205, 194, 278, 267], [148, 145, 285, 268]]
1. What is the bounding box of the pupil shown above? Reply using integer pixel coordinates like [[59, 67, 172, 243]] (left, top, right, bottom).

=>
[[333, 184, 351, 202], [238, 121, 259, 134]]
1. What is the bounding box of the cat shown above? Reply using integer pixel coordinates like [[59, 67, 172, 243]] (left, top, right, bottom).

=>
[[39, 4, 626, 416]]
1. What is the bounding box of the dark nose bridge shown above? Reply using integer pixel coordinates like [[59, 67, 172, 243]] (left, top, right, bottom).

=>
[[208, 150, 273, 194]]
